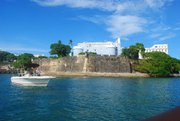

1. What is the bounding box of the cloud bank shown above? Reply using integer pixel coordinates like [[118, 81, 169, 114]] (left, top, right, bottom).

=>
[[32, 0, 174, 40], [32, 0, 172, 11], [0, 46, 47, 53]]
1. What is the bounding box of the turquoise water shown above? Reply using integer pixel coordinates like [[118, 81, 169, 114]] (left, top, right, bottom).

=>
[[0, 74, 180, 121]]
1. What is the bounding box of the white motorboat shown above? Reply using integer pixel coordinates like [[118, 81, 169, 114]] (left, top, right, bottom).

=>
[[11, 75, 55, 86]]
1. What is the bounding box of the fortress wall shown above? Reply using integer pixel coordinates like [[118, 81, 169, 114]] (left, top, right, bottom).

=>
[[87, 56, 131, 73], [34, 55, 132, 74]]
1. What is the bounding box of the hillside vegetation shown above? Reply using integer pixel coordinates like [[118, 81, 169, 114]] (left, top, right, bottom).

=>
[[122, 43, 180, 77]]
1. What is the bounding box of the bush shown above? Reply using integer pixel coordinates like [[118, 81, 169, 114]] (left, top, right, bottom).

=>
[[135, 52, 180, 77], [78, 52, 97, 56]]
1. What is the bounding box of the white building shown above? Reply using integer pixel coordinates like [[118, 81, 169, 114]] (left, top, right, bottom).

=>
[[73, 38, 122, 56], [139, 44, 168, 59], [34, 54, 45, 58], [145, 44, 168, 54]]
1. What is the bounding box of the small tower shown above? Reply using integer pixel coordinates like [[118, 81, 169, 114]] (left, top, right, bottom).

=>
[[138, 50, 143, 59], [116, 37, 121, 56]]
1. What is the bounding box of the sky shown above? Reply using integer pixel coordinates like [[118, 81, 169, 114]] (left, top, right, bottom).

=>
[[0, 0, 180, 59]]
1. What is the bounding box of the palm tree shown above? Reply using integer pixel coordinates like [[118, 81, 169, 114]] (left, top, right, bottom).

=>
[[69, 40, 73, 47], [69, 40, 73, 56]]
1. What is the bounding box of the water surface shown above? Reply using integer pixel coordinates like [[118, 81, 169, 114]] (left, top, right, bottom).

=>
[[0, 74, 180, 121]]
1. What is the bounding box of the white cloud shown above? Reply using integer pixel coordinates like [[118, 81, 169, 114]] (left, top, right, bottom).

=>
[[32, 0, 116, 11], [145, 0, 165, 8], [0, 46, 47, 53], [148, 24, 179, 41], [152, 25, 171, 32], [32, 0, 173, 11], [79, 15, 147, 37], [149, 34, 162, 38], [32, 0, 174, 38], [106, 15, 147, 37], [172, 23, 180, 31], [174, 27, 180, 31], [159, 33, 176, 41], [145, 0, 173, 9], [78, 15, 103, 24]]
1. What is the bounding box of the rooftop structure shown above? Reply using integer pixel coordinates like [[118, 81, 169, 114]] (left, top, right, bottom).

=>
[[73, 38, 122, 56], [145, 44, 168, 54], [139, 44, 169, 59]]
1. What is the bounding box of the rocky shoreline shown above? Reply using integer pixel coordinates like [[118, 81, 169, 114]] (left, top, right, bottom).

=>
[[172, 74, 180, 77], [1, 71, 179, 78], [43, 72, 150, 78]]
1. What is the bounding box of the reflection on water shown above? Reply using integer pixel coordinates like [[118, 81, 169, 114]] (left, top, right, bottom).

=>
[[0, 74, 180, 121]]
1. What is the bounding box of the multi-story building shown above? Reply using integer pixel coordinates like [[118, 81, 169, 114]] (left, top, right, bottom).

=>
[[145, 44, 168, 54], [139, 44, 168, 59], [73, 38, 122, 56]]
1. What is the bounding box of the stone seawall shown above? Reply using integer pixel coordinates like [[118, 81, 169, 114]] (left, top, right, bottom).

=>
[[0, 62, 11, 73], [87, 56, 131, 73], [34, 56, 86, 73], [34, 56, 132, 74]]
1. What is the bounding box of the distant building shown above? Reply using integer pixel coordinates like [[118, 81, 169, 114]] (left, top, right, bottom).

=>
[[145, 44, 168, 54], [34, 54, 45, 58], [73, 38, 122, 56], [139, 44, 168, 59]]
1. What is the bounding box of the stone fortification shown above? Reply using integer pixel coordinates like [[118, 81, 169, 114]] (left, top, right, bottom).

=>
[[34, 56, 132, 74], [34, 56, 85, 73], [0, 62, 11, 73], [86, 56, 131, 73]]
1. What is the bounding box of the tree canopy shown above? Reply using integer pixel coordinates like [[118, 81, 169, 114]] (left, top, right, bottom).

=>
[[12, 53, 34, 69], [35, 55, 48, 59], [121, 43, 145, 60], [0, 51, 16, 62], [135, 52, 180, 77], [50, 40, 71, 57]]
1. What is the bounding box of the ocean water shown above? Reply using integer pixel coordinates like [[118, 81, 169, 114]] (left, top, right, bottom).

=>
[[0, 74, 180, 121]]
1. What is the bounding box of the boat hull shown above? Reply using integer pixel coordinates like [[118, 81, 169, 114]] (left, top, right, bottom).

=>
[[11, 76, 55, 86]]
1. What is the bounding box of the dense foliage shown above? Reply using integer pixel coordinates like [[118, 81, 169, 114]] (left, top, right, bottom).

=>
[[0, 51, 16, 62], [135, 52, 180, 77], [35, 55, 48, 59], [50, 40, 71, 57], [79, 52, 97, 56], [121, 43, 145, 59], [12, 53, 34, 69]]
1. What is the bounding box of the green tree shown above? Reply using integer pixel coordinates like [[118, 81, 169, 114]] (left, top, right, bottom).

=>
[[50, 40, 71, 57], [136, 43, 145, 52], [169, 57, 180, 73], [35, 55, 48, 59], [6, 54, 17, 62], [0, 51, 16, 62], [136, 52, 180, 77], [12, 53, 34, 69], [122, 43, 145, 59]]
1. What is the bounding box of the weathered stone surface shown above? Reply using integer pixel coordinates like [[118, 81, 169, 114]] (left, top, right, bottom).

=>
[[0, 62, 11, 73], [87, 56, 131, 73], [33, 55, 132, 74]]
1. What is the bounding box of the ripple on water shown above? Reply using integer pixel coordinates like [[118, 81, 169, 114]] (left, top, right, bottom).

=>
[[0, 75, 180, 121]]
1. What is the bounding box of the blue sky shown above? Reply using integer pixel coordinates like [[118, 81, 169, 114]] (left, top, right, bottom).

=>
[[0, 0, 180, 59]]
